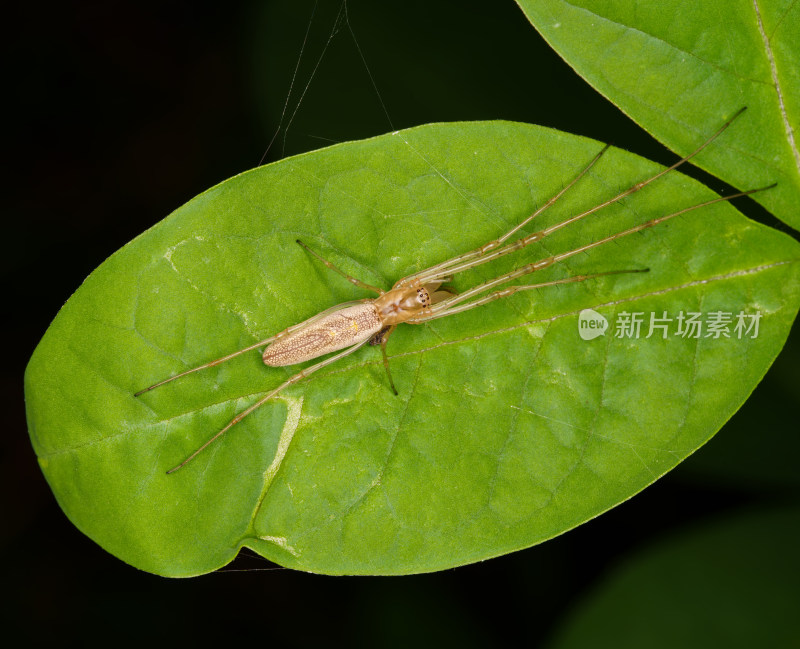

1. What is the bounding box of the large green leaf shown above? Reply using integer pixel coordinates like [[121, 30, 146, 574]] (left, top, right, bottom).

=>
[[544, 507, 800, 649], [516, 0, 800, 231], [25, 121, 800, 576]]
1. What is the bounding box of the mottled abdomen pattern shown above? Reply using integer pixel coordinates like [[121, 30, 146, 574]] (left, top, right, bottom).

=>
[[263, 303, 383, 367]]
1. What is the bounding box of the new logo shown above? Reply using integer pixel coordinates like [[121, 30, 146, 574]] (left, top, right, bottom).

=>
[[578, 309, 608, 340]]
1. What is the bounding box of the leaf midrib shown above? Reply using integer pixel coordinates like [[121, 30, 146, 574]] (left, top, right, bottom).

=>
[[752, 0, 800, 176], [38, 257, 798, 459], [555, 0, 799, 178]]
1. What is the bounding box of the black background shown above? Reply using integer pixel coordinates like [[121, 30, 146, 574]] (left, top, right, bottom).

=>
[[6, 1, 798, 646]]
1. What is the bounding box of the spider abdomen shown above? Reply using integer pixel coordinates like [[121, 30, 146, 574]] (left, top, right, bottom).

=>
[[263, 303, 382, 367]]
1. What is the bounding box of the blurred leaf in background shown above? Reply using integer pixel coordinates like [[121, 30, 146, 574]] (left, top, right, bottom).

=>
[[545, 507, 800, 649]]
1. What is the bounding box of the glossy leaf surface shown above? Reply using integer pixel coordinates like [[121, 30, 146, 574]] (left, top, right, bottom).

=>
[[26, 121, 800, 576]]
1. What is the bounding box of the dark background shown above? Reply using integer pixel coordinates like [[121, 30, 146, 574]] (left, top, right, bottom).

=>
[[6, 0, 798, 646]]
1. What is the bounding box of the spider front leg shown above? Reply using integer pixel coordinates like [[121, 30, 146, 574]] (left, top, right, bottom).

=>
[[412, 269, 649, 323], [393, 142, 610, 289], [397, 107, 749, 291], [411, 183, 773, 323]]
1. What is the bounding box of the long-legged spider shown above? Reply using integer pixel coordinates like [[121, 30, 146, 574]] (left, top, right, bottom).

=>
[[135, 107, 772, 473]]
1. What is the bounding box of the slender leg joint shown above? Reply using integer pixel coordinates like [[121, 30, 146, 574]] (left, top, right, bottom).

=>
[[296, 238, 384, 295]]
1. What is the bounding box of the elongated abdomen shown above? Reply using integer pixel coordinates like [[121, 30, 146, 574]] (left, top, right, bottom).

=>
[[263, 303, 382, 367]]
